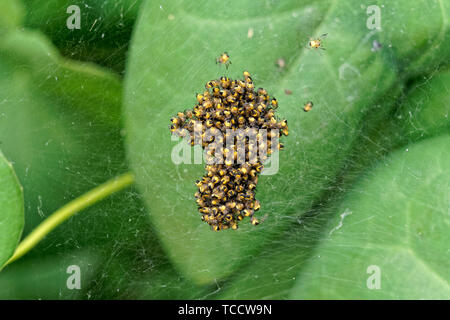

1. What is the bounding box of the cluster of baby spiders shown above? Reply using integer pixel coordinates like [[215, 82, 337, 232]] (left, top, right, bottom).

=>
[[169, 71, 288, 231]]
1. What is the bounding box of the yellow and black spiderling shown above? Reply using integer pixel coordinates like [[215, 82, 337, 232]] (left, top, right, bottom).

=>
[[308, 33, 327, 50], [303, 101, 313, 112], [216, 52, 231, 69], [169, 71, 289, 231]]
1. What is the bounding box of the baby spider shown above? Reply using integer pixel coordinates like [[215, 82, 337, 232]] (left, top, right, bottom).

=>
[[303, 101, 313, 112], [308, 33, 328, 50], [216, 52, 231, 69]]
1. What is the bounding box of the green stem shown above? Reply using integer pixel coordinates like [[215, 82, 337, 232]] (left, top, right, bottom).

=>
[[5, 172, 135, 266]]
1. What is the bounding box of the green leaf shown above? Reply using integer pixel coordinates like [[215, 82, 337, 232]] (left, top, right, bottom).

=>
[[0, 28, 126, 246], [21, 0, 143, 74], [215, 67, 448, 299], [0, 29, 122, 128], [290, 135, 450, 299], [0, 249, 100, 299], [0, 28, 136, 258], [381, 68, 450, 150], [124, 0, 449, 285], [0, 151, 24, 269], [0, 0, 23, 32], [0, 27, 171, 299], [97, 253, 210, 299]]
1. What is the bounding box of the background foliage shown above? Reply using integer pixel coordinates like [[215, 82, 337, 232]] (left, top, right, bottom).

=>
[[0, 0, 448, 299]]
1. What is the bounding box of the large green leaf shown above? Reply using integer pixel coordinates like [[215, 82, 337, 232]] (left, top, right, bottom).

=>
[[0, 9, 179, 298], [0, 0, 23, 32], [0, 29, 126, 241], [371, 68, 450, 152], [124, 0, 449, 284], [290, 135, 450, 299], [0, 151, 24, 269], [22, 0, 143, 74], [91, 244, 209, 299], [214, 67, 449, 299], [0, 249, 100, 299]]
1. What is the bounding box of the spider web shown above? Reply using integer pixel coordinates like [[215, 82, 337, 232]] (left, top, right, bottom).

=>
[[0, 0, 447, 300]]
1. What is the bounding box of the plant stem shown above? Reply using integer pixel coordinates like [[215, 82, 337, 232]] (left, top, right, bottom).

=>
[[5, 172, 135, 266]]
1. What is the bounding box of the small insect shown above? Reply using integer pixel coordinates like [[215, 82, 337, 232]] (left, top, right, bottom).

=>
[[170, 117, 180, 125], [220, 76, 231, 88], [271, 97, 278, 109], [250, 216, 260, 226], [278, 119, 288, 129], [216, 52, 231, 69], [303, 101, 313, 112], [206, 80, 220, 89], [308, 33, 327, 50]]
